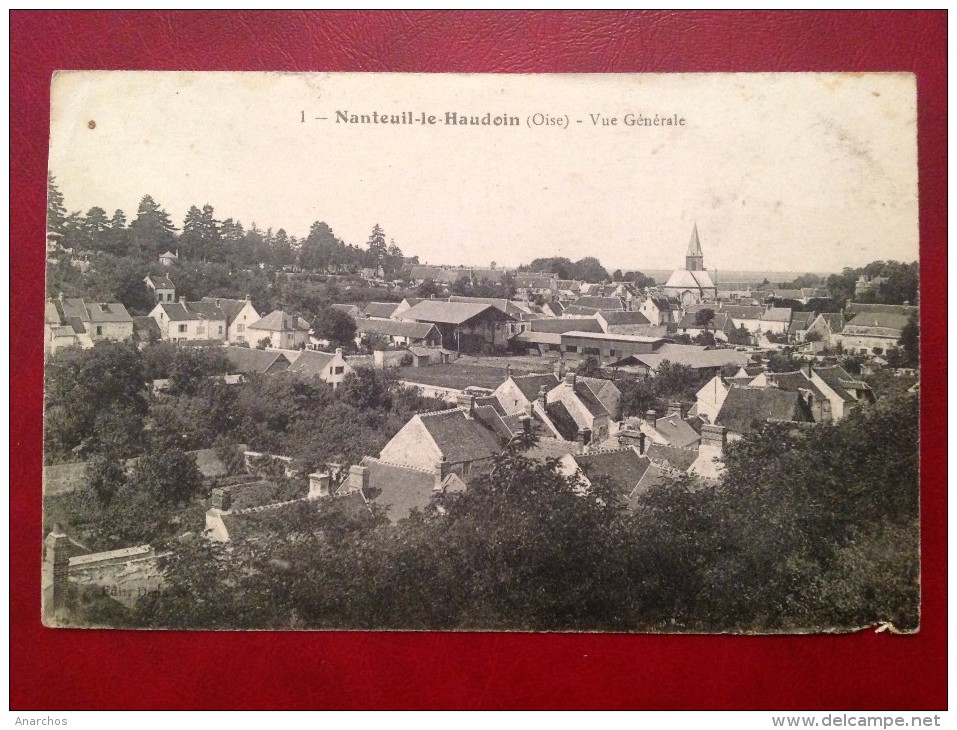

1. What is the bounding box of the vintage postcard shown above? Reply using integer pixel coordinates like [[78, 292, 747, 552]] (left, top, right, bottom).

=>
[[42, 72, 919, 632]]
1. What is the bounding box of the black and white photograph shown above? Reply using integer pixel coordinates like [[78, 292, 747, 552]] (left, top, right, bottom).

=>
[[41, 71, 920, 633]]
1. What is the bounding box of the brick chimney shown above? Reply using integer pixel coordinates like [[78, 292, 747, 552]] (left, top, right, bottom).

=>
[[434, 456, 450, 489], [519, 414, 532, 434], [210, 487, 232, 511], [335, 347, 343, 357], [554, 359, 566, 379], [667, 400, 683, 417], [245, 294, 251, 301], [308, 472, 331, 499], [348, 465, 370, 493], [564, 370, 577, 388], [700, 423, 727, 453], [576, 428, 592, 452], [645, 409, 657, 428], [618, 428, 646, 454], [538, 385, 548, 409]]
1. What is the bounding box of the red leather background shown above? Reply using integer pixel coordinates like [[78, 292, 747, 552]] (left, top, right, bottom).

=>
[[10, 11, 946, 710]]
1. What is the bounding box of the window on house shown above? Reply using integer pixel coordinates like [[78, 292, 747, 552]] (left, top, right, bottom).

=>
[[237, 324, 244, 332], [178, 324, 187, 333], [219, 326, 224, 334], [95, 326, 102, 336], [334, 366, 344, 375], [197, 326, 205, 335]]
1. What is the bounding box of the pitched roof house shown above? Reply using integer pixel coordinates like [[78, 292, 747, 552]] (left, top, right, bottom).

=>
[[355, 317, 442, 347], [248, 309, 311, 350], [560, 446, 652, 504], [546, 371, 613, 443], [363, 301, 400, 319], [356, 458, 438, 522], [286, 347, 354, 387], [838, 311, 912, 355], [695, 374, 730, 423], [758, 307, 793, 335], [398, 300, 515, 354], [714, 385, 814, 440], [639, 295, 681, 325], [149, 298, 227, 343], [45, 296, 134, 355], [201, 296, 261, 344], [595, 309, 652, 333], [808, 365, 875, 419], [378, 407, 503, 477], [636, 409, 702, 449], [144, 273, 176, 303], [222, 346, 292, 379]]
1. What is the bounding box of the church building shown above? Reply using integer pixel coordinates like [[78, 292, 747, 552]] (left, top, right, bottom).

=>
[[661, 224, 718, 306]]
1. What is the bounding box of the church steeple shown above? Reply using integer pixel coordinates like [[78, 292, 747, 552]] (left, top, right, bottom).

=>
[[686, 223, 704, 271]]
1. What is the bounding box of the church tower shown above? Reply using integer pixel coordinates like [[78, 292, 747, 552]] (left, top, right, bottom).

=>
[[686, 223, 704, 271]]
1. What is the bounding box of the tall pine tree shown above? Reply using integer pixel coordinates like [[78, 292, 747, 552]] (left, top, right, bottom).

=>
[[47, 173, 67, 249], [131, 195, 177, 258]]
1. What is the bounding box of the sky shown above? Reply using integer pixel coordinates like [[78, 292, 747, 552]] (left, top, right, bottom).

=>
[[49, 72, 919, 274]]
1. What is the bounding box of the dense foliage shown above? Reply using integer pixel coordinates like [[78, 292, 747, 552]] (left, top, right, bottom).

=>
[[113, 392, 918, 632]]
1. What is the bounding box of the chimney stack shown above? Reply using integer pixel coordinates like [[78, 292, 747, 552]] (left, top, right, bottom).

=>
[[210, 487, 232, 511], [245, 294, 251, 301], [538, 385, 548, 409], [308, 472, 331, 499], [519, 414, 532, 435], [468, 394, 477, 419], [564, 371, 576, 388], [335, 347, 343, 357], [700, 423, 727, 453], [434, 456, 450, 489], [554, 359, 566, 379], [179, 296, 187, 304], [645, 409, 657, 428], [576, 428, 592, 453], [667, 400, 683, 417], [617, 428, 646, 454], [348, 465, 370, 493]]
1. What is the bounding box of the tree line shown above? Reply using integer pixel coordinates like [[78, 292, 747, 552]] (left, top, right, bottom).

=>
[[47, 174, 413, 276], [518, 256, 656, 288]]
